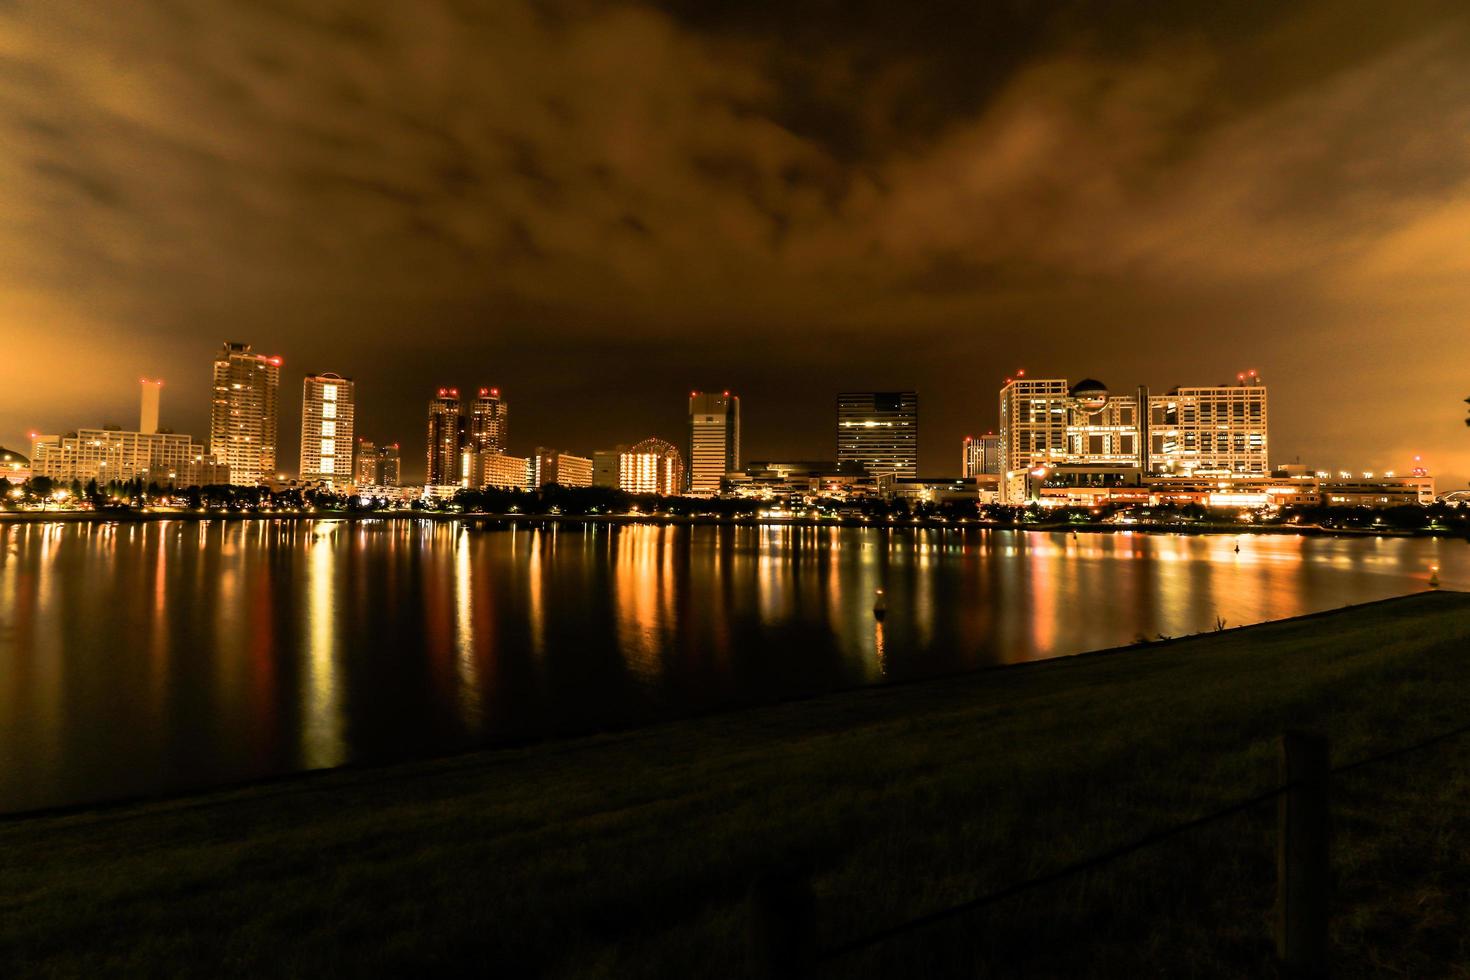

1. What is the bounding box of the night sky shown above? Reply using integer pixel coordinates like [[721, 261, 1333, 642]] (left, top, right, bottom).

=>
[[3, 1, 1468, 484]]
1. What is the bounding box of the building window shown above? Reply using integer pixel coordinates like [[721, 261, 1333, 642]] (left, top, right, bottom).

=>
[[323, 385, 337, 402]]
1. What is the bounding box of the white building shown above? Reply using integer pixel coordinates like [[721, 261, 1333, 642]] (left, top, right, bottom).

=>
[[299, 372, 355, 486]]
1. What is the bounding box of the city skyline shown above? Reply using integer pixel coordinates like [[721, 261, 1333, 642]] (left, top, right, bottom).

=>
[[3, 2, 1469, 488], [6, 345, 1449, 489]]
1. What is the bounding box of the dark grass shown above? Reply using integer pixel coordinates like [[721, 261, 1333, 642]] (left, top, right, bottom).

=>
[[3, 592, 1470, 977]]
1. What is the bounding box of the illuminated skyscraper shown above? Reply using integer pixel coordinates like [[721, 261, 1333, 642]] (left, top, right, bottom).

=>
[[425, 388, 462, 487], [299, 373, 355, 485], [209, 342, 281, 485], [836, 391, 918, 478], [687, 391, 740, 496], [468, 387, 508, 455]]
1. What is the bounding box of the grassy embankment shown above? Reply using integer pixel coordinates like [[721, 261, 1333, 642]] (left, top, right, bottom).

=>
[[4, 592, 1470, 977]]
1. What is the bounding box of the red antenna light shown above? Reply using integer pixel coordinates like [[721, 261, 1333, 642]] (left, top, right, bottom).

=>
[[490, 388, 499, 397], [723, 390, 730, 397], [1017, 368, 1025, 376]]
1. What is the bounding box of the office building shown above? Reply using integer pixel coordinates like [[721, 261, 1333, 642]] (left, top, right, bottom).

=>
[[962, 432, 1002, 478], [209, 342, 281, 485], [1147, 373, 1268, 475], [836, 391, 918, 478], [687, 391, 740, 496], [531, 448, 593, 488], [468, 387, 508, 455], [299, 372, 355, 485], [998, 375, 1069, 502], [593, 446, 626, 488], [425, 388, 462, 487], [354, 439, 401, 487], [619, 438, 685, 495]]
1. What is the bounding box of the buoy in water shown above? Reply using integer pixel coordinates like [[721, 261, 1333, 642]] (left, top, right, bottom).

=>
[[873, 587, 887, 620], [1429, 566, 1440, 589], [1234, 543, 1240, 553]]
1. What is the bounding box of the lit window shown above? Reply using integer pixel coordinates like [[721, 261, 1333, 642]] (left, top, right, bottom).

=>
[[323, 402, 337, 419], [322, 385, 337, 401], [321, 439, 335, 456], [322, 420, 336, 437]]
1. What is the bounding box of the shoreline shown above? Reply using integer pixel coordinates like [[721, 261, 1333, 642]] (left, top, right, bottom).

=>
[[0, 507, 1460, 537]]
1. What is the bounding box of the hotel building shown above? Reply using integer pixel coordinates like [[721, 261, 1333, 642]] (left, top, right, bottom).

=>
[[209, 342, 281, 485], [477, 452, 532, 491], [687, 391, 740, 496], [299, 373, 355, 485], [836, 391, 918, 478], [619, 438, 685, 495]]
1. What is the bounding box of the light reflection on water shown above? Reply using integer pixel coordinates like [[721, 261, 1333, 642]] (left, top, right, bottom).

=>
[[0, 520, 1465, 812]]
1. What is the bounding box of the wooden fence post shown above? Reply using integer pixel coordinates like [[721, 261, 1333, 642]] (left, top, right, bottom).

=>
[[1277, 731, 1330, 977], [748, 868, 815, 979]]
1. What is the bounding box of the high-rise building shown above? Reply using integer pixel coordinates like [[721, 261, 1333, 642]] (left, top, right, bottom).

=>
[[836, 391, 918, 478], [962, 432, 1002, 477], [531, 448, 593, 488], [209, 342, 281, 485], [468, 387, 508, 455], [425, 388, 462, 487], [299, 373, 355, 485], [620, 438, 685, 495], [593, 446, 626, 488], [687, 391, 740, 496], [1148, 373, 1268, 475], [354, 439, 401, 487]]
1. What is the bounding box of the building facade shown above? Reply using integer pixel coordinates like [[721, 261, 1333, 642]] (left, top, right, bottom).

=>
[[425, 388, 462, 487], [998, 376, 1069, 502], [962, 432, 1002, 477], [477, 452, 531, 490], [354, 439, 401, 487], [836, 391, 918, 478], [593, 446, 626, 488], [620, 438, 685, 495], [1147, 374, 1268, 476], [209, 342, 281, 485], [467, 387, 508, 456], [687, 391, 740, 496], [531, 448, 593, 488], [299, 373, 355, 485]]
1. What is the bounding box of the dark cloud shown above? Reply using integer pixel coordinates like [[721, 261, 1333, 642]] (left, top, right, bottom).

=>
[[1, 0, 1468, 484]]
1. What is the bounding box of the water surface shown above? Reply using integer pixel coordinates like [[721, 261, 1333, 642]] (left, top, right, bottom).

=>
[[1, 519, 1463, 812]]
